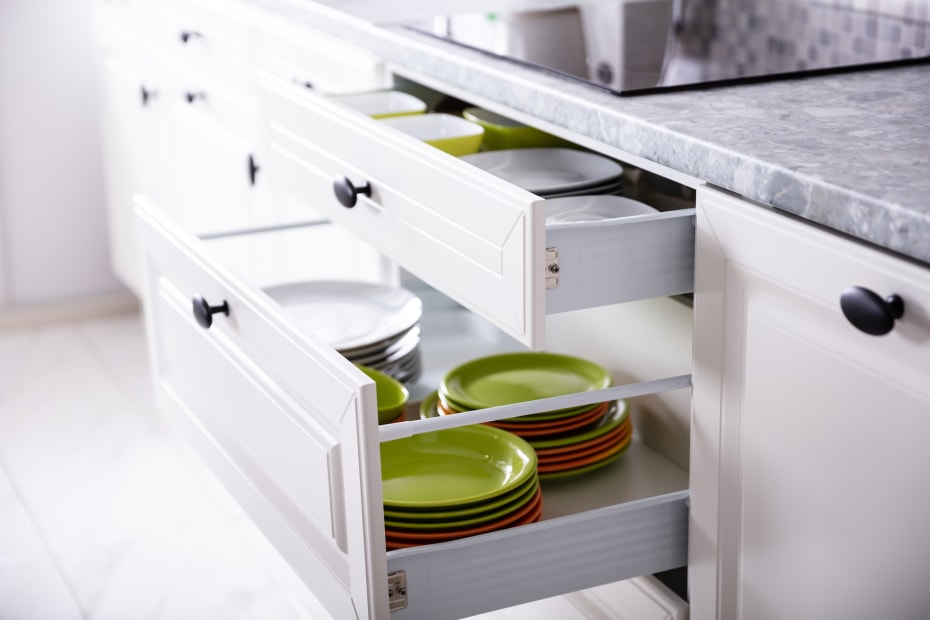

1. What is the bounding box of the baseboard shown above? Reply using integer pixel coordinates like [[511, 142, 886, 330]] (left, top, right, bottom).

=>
[[0, 291, 140, 330]]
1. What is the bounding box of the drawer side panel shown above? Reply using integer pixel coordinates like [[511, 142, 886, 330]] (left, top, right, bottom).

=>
[[387, 491, 689, 620]]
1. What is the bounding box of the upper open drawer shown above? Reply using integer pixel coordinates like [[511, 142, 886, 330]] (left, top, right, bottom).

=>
[[257, 72, 695, 349]]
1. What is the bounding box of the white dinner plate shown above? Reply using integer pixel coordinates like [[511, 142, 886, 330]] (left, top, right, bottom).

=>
[[539, 179, 624, 199], [461, 148, 624, 195], [264, 281, 423, 350], [546, 195, 657, 224]]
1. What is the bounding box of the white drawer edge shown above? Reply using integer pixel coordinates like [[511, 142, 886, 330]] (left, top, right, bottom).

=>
[[386, 490, 689, 620], [546, 209, 696, 314]]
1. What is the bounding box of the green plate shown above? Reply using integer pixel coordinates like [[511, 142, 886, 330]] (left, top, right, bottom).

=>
[[383, 473, 538, 520], [381, 424, 537, 509], [440, 352, 611, 411], [383, 478, 539, 529], [438, 390, 603, 422], [357, 364, 409, 424]]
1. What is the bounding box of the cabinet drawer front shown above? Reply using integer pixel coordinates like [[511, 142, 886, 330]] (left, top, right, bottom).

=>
[[136, 200, 388, 619], [150, 0, 254, 77], [260, 72, 546, 348], [254, 16, 390, 94]]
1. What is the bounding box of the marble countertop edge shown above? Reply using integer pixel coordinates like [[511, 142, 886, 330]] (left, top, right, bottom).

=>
[[254, 0, 930, 267]]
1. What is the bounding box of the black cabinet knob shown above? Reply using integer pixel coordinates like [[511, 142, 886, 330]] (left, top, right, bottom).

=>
[[140, 85, 157, 106], [184, 91, 206, 104], [840, 286, 904, 336], [192, 296, 229, 329], [332, 175, 371, 208], [179, 30, 202, 44]]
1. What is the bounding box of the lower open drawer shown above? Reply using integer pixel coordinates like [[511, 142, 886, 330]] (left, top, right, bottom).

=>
[[385, 443, 688, 619], [136, 198, 690, 619]]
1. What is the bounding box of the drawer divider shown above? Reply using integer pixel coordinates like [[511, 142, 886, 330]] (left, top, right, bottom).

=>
[[379, 374, 692, 442]]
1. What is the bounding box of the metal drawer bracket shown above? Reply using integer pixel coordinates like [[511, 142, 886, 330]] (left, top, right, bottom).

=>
[[388, 570, 408, 611], [546, 247, 560, 289]]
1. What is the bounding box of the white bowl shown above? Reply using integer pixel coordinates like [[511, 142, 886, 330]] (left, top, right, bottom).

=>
[[545, 195, 657, 224], [380, 113, 484, 156], [327, 90, 427, 119]]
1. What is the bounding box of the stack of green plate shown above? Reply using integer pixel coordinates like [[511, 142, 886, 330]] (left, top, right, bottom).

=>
[[426, 352, 632, 480], [380, 425, 541, 550]]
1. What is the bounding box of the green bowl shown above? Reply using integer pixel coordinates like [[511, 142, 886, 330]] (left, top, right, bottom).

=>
[[357, 365, 409, 424], [328, 90, 427, 119], [380, 113, 484, 156], [463, 107, 574, 151]]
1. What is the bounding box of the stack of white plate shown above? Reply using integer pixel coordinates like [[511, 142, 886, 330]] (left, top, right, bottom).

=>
[[263, 281, 423, 384], [461, 147, 624, 198]]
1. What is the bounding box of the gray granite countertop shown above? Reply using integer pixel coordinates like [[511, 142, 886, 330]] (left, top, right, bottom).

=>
[[256, 0, 930, 266]]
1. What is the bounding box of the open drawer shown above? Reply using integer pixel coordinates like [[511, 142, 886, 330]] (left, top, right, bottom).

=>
[[136, 199, 689, 619], [257, 71, 695, 349]]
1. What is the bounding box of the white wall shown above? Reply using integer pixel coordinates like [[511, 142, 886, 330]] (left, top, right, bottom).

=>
[[0, 0, 124, 308]]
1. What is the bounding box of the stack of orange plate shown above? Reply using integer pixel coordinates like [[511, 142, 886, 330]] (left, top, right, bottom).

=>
[[425, 351, 633, 480], [381, 425, 541, 550]]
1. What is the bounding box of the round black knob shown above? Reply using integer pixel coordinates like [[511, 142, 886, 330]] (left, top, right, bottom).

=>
[[184, 91, 206, 104], [840, 286, 904, 336], [179, 30, 202, 44], [332, 175, 371, 208], [140, 85, 157, 106], [192, 296, 229, 329]]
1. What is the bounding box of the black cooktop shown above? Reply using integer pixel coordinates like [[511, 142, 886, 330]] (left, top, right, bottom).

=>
[[404, 0, 930, 95]]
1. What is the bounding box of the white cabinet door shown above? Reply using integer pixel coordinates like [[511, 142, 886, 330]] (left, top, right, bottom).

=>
[[136, 199, 388, 619], [97, 41, 166, 293], [165, 89, 262, 235], [691, 187, 930, 620]]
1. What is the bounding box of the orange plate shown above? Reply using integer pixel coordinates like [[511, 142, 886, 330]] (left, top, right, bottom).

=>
[[385, 486, 542, 543], [533, 416, 632, 457], [537, 432, 632, 474], [486, 401, 610, 434], [386, 496, 543, 550], [536, 421, 632, 466]]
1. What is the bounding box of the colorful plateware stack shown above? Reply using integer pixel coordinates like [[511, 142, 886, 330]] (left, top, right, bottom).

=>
[[380, 425, 541, 550], [264, 280, 423, 384], [425, 352, 633, 480]]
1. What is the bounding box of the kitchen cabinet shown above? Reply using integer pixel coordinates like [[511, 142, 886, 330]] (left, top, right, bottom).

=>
[[100, 3, 930, 619], [690, 187, 930, 620], [94, 14, 168, 294], [93, 0, 370, 293], [122, 8, 697, 617]]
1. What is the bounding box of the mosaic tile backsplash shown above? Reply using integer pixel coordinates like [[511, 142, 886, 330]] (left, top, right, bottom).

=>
[[674, 0, 930, 80]]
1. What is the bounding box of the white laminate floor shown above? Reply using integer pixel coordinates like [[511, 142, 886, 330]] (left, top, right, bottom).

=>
[[0, 309, 327, 620]]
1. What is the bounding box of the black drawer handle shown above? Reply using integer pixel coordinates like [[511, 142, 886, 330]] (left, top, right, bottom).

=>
[[184, 91, 206, 104], [332, 175, 371, 208], [192, 296, 229, 329], [840, 286, 904, 336]]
